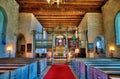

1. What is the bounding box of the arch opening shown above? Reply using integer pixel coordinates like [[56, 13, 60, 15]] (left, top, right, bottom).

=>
[[94, 36, 106, 58], [16, 33, 26, 57]]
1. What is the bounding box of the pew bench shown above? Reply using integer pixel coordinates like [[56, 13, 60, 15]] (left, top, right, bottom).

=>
[[92, 66, 120, 79], [87, 64, 120, 79], [0, 58, 47, 79], [0, 71, 10, 79], [72, 58, 120, 79], [0, 64, 29, 79]]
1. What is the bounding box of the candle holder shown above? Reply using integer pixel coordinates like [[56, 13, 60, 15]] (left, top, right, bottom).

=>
[[110, 50, 113, 58], [8, 50, 12, 58], [6, 45, 13, 58], [109, 46, 115, 58]]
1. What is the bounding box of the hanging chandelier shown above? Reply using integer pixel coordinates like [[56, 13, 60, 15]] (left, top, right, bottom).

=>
[[47, 0, 63, 6]]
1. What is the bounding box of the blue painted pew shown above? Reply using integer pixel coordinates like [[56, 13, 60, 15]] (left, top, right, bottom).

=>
[[91, 66, 120, 79], [72, 58, 120, 79]]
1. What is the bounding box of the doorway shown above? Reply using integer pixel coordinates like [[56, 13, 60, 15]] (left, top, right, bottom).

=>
[[16, 33, 26, 57]]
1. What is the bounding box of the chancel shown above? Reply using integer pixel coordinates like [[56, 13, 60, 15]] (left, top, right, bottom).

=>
[[0, 0, 120, 79]]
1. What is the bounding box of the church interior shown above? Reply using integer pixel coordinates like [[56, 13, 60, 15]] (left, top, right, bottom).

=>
[[0, 0, 120, 79]]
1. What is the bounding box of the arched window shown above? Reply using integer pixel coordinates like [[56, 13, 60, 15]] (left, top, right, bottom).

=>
[[0, 7, 7, 45], [115, 12, 120, 45]]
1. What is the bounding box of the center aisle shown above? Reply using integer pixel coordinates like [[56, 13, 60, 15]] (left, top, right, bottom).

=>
[[43, 64, 76, 79]]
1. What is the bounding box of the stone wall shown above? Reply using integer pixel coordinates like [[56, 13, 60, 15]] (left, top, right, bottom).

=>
[[78, 13, 103, 43], [78, 13, 87, 41], [102, 0, 120, 57], [0, 0, 19, 58], [18, 13, 43, 57], [87, 13, 104, 43], [78, 13, 104, 57]]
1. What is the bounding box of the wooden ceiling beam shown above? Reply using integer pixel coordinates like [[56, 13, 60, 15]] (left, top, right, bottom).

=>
[[35, 15, 83, 19], [19, 9, 85, 15], [19, 3, 101, 10], [40, 22, 79, 24], [17, 0, 107, 2], [19, 9, 86, 16], [38, 18, 81, 21], [40, 23, 79, 27], [17, 0, 106, 6], [39, 21, 80, 24], [19, 6, 101, 14], [42, 25, 78, 28]]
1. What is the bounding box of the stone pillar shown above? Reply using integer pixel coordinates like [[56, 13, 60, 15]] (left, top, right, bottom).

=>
[[66, 31, 68, 50], [51, 33, 54, 64], [85, 30, 89, 57], [32, 30, 36, 58], [66, 31, 69, 62]]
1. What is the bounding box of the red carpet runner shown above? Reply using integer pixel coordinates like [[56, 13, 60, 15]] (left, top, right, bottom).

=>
[[43, 64, 76, 79]]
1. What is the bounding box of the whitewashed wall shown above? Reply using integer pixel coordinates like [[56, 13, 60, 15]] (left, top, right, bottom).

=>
[[19, 13, 43, 57], [0, 0, 19, 58]]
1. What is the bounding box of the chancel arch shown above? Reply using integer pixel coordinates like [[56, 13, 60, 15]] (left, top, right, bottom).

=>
[[0, 7, 7, 45]]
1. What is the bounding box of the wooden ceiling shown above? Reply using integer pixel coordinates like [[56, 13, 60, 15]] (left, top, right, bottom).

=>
[[16, 0, 107, 29]]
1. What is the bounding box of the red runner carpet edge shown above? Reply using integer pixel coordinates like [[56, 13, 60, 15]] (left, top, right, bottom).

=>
[[43, 64, 76, 79]]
